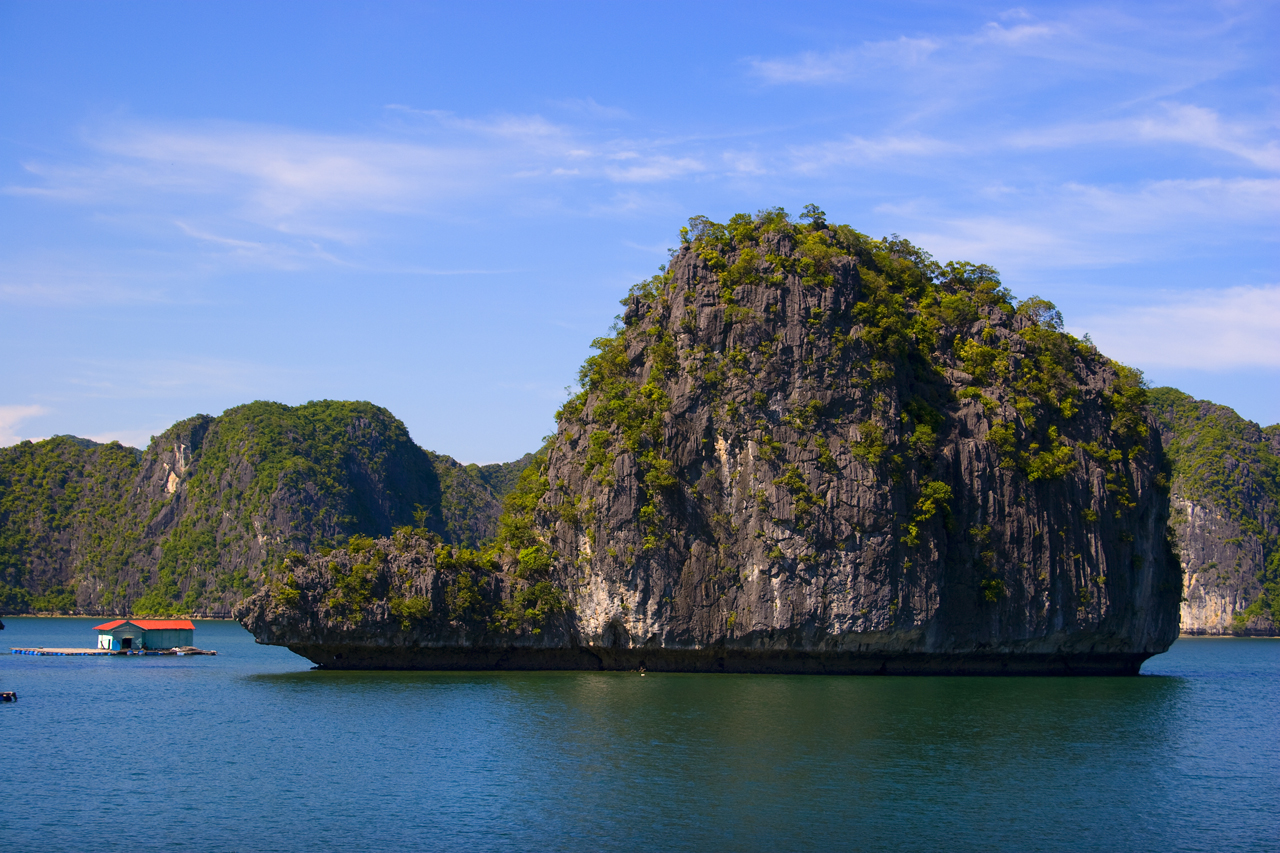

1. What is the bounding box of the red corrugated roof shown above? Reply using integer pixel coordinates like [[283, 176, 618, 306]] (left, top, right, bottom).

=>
[[92, 619, 195, 631]]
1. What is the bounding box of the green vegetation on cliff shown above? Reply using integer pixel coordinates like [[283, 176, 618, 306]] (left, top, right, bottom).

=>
[[1151, 388, 1280, 528], [433, 449, 566, 635], [261, 446, 566, 642], [551, 208, 1150, 569], [427, 451, 535, 547], [1150, 387, 1280, 632]]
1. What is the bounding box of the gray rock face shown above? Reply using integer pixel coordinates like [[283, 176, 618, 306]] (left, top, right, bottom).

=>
[[1151, 389, 1280, 635], [1173, 497, 1269, 633], [239, 216, 1182, 673]]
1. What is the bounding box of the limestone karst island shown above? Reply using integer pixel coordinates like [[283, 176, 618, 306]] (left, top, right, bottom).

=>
[[3, 210, 1277, 673]]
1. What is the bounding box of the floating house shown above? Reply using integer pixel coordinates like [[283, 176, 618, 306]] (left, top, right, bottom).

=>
[[93, 619, 195, 651]]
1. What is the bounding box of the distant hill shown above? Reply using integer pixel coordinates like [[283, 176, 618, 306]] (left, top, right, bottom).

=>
[[1149, 388, 1280, 635], [0, 435, 142, 613], [426, 452, 536, 548], [0, 401, 532, 616]]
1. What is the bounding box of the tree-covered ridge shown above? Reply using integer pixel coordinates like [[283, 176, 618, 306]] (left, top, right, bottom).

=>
[[475, 453, 536, 499], [126, 400, 445, 616], [168, 399, 438, 540], [1149, 388, 1280, 527], [0, 401, 530, 616], [1149, 387, 1280, 630], [425, 451, 535, 547]]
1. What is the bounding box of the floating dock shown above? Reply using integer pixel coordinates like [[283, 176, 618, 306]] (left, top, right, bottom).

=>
[[11, 647, 216, 656]]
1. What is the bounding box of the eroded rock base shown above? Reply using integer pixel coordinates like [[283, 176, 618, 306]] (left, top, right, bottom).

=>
[[289, 644, 1152, 676]]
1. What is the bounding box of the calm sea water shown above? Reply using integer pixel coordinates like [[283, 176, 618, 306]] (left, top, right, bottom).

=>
[[1, 618, 1276, 852]]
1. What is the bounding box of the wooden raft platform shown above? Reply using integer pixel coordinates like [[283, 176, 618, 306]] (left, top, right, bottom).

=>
[[10, 647, 217, 656]]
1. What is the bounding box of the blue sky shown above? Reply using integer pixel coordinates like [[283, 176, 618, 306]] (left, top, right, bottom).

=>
[[1, 1, 1276, 462]]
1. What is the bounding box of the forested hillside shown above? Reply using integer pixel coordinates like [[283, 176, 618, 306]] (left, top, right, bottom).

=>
[[1150, 388, 1280, 634], [0, 401, 530, 616], [0, 436, 142, 613]]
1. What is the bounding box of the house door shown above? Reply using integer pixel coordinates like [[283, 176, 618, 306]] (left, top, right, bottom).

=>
[[122, 637, 132, 650]]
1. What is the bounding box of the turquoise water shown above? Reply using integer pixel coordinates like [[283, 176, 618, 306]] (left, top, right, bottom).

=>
[[1, 619, 1276, 852]]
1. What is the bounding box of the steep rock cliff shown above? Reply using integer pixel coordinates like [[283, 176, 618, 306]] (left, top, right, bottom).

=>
[[1150, 388, 1280, 635], [240, 211, 1181, 673]]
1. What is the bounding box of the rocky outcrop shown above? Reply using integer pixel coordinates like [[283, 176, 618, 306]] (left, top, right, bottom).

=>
[[237, 529, 592, 669], [0, 402, 526, 616], [239, 211, 1182, 674], [1151, 389, 1279, 635]]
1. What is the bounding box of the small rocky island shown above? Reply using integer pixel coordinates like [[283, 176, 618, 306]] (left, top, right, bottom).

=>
[[237, 209, 1182, 674]]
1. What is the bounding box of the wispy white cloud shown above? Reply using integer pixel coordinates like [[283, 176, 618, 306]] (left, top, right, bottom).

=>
[[0, 279, 174, 306], [974, 19, 1070, 47], [0, 405, 50, 446], [1060, 177, 1280, 229], [999, 7, 1034, 21], [0, 253, 187, 306], [9, 128, 490, 243], [750, 36, 939, 84], [3, 4, 1272, 296], [897, 176, 1280, 272], [739, 4, 1274, 198], [1012, 103, 1280, 171], [790, 134, 957, 172], [98, 123, 488, 218], [722, 150, 768, 175], [174, 221, 352, 268], [750, 6, 1236, 97], [604, 154, 704, 183], [750, 12, 1079, 86], [5, 111, 735, 254], [904, 217, 1084, 269], [393, 107, 572, 149], [1076, 284, 1280, 369], [65, 357, 305, 401], [772, 106, 1278, 181], [548, 97, 631, 120]]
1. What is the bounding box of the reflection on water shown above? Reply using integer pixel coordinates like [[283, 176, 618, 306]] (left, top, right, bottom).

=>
[[2, 619, 1277, 852]]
